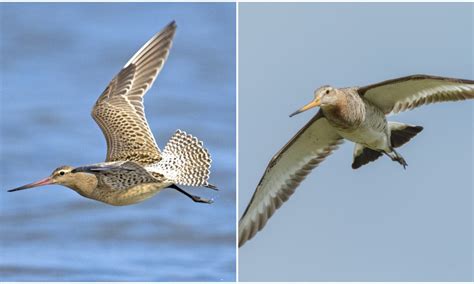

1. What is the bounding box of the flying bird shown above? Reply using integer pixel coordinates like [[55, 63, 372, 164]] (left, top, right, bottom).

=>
[[239, 74, 473, 247], [8, 21, 217, 206]]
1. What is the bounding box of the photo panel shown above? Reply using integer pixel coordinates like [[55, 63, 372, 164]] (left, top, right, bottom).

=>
[[238, 2, 472, 281], [1, 2, 236, 281]]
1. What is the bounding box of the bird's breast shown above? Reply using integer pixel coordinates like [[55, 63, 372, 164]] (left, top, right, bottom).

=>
[[323, 103, 364, 130], [334, 102, 389, 150]]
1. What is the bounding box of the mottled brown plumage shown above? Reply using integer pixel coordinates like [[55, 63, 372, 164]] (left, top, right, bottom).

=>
[[8, 21, 216, 206], [239, 74, 474, 247], [92, 23, 176, 165]]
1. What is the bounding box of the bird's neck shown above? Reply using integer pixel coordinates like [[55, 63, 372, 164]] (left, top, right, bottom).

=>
[[63, 173, 98, 197]]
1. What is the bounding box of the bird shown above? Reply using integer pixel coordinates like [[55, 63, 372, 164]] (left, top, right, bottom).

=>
[[8, 21, 218, 206], [239, 74, 474, 247]]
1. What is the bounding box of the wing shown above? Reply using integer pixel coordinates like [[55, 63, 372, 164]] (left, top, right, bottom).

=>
[[358, 74, 474, 115], [73, 161, 158, 191], [92, 21, 177, 165], [239, 112, 343, 247]]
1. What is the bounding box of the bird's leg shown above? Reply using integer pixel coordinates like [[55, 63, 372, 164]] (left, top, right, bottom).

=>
[[384, 149, 408, 169], [169, 184, 214, 204]]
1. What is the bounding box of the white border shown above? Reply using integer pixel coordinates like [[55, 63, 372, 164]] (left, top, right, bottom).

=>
[[2, 0, 474, 2], [2, 281, 472, 284], [3, 1, 473, 283]]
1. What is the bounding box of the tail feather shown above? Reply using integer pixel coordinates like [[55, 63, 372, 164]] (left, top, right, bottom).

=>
[[150, 130, 213, 187], [389, 122, 423, 148]]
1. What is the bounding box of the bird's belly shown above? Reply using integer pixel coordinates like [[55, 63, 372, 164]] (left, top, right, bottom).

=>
[[94, 183, 167, 206], [336, 125, 388, 150]]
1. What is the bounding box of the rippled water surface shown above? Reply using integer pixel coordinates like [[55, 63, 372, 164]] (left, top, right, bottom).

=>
[[0, 3, 236, 281]]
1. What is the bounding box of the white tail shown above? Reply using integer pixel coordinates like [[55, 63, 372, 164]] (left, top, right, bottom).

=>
[[149, 130, 213, 187]]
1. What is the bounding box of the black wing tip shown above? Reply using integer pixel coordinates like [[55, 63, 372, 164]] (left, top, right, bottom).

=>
[[351, 158, 368, 169], [391, 125, 424, 148], [351, 162, 361, 170], [414, 125, 424, 132], [167, 20, 177, 29], [352, 148, 383, 170]]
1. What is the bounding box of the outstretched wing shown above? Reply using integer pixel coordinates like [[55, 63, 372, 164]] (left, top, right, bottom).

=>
[[239, 112, 343, 247], [92, 21, 177, 165], [358, 74, 474, 115]]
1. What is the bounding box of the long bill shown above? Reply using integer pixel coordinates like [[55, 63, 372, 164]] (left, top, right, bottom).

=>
[[8, 177, 53, 192], [289, 98, 321, 117]]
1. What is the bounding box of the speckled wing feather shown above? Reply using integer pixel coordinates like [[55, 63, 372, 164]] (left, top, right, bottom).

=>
[[239, 112, 343, 247], [73, 161, 159, 190], [92, 21, 177, 165], [358, 74, 474, 115], [146, 130, 213, 187]]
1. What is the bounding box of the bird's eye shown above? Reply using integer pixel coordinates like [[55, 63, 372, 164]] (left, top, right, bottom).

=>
[[325, 90, 330, 94], [59, 171, 65, 176]]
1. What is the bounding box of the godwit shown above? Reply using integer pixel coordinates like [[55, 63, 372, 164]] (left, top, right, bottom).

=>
[[239, 74, 474, 246], [8, 21, 217, 205]]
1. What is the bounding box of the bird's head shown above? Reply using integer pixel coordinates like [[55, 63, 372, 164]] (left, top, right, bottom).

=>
[[8, 165, 76, 192], [289, 86, 337, 117]]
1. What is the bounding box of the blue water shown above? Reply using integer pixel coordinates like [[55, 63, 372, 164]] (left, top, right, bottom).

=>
[[0, 3, 236, 281]]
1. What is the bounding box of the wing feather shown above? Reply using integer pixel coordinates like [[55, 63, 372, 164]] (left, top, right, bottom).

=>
[[358, 74, 474, 114], [92, 21, 177, 165], [239, 112, 343, 247]]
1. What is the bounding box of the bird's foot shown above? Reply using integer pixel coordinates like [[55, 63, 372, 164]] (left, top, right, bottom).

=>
[[169, 184, 214, 204], [388, 149, 408, 169], [191, 195, 214, 204], [395, 156, 408, 169]]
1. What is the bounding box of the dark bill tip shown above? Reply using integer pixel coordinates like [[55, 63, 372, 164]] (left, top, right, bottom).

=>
[[289, 109, 302, 118], [7, 177, 53, 192]]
